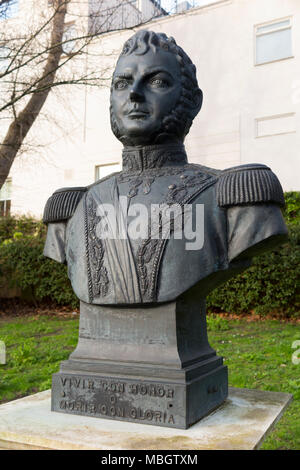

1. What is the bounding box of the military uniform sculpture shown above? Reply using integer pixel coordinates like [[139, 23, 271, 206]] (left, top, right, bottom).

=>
[[43, 31, 287, 429]]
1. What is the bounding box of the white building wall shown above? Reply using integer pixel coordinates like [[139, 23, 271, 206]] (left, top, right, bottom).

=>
[[3, 0, 300, 218]]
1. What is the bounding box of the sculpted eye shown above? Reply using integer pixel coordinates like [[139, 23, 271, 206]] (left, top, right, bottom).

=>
[[149, 77, 169, 88], [114, 79, 129, 90]]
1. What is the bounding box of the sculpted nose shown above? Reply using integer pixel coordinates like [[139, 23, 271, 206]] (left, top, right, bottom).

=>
[[129, 89, 144, 103]]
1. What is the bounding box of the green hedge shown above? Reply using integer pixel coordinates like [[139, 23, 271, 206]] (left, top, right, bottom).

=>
[[283, 191, 300, 225], [206, 191, 300, 318], [0, 217, 78, 308], [0, 215, 46, 244], [0, 234, 78, 309], [206, 223, 300, 317], [0, 193, 299, 316]]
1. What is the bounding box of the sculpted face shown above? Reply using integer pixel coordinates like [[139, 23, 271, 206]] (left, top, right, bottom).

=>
[[111, 48, 182, 146]]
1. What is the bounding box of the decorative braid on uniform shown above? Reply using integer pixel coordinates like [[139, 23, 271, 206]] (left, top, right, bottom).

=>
[[43, 187, 87, 223], [217, 164, 285, 207]]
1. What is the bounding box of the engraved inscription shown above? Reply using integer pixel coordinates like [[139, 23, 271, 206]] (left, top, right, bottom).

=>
[[59, 399, 174, 424], [59, 400, 125, 418], [53, 374, 180, 427], [128, 383, 174, 398], [98, 381, 125, 393], [59, 376, 174, 398], [60, 376, 95, 390]]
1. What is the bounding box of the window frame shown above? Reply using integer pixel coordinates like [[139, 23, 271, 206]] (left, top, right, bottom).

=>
[[0, 178, 12, 217], [254, 16, 294, 66], [62, 21, 77, 56], [0, 45, 11, 73], [95, 163, 121, 182], [0, 199, 11, 217]]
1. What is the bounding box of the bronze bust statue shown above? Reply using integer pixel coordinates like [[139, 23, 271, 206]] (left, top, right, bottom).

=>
[[43, 31, 287, 428]]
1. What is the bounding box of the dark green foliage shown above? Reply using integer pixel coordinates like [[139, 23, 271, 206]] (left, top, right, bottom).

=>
[[207, 192, 300, 318], [0, 215, 46, 243], [283, 191, 300, 225], [207, 223, 300, 317], [0, 217, 78, 308]]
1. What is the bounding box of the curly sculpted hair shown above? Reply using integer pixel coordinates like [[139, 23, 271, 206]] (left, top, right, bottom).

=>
[[110, 30, 203, 144]]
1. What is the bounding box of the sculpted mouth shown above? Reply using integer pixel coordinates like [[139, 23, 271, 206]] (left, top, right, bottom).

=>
[[127, 109, 150, 119]]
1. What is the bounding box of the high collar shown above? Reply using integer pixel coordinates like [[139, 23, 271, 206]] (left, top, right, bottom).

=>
[[122, 143, 188, 172]]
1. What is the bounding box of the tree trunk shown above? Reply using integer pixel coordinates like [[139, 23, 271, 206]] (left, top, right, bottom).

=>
[[0, 0, 69, 190]]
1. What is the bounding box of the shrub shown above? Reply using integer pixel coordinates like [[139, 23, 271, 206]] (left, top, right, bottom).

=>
[[0, 233, 78, 309], [0, 215, 46, 244], [283, 191, 300, 225], [206, 192, 300, 318], [207, 223, 300, 318]]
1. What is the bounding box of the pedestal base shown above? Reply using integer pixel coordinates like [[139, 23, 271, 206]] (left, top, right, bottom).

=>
[[51, 364, 228, 429], [52, 294, 228, 428], [0, 388, 293, 450]]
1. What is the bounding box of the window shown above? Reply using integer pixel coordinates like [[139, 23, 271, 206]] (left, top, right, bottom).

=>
[[190, 0, 225, 8], [0, 178, 12, 217], [0, 0, 19, 20], [0, 46, 10, 73], [95, 163, 121, 181], [255, 18, 293, 65], [62, 23, 77, 55]]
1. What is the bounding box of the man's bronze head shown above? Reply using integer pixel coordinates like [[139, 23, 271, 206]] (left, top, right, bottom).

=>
[[110, 30, 203, 147]]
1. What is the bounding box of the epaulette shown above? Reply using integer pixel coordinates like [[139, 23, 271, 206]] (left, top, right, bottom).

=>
[[43, 186, 87, 223], [217, 164, 285, 207]]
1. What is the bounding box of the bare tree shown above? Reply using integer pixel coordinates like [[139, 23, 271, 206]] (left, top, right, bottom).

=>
[[0, 0, 166, 190]]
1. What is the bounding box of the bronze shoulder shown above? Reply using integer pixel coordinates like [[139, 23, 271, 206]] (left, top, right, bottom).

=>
[[43, 186, 87, 224], [186, 163, 222, 177], [216, 163, 285, 207]]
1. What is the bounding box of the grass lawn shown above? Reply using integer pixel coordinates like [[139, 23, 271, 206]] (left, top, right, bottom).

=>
[[0, 313, 299, 450]]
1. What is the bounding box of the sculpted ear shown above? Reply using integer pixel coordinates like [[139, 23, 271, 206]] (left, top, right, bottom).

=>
[[191, 88, 203, 119]]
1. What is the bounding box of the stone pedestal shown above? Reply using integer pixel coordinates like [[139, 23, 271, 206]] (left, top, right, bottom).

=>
[[51, 291, 227, 429], [0, 388, 292, 450]]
